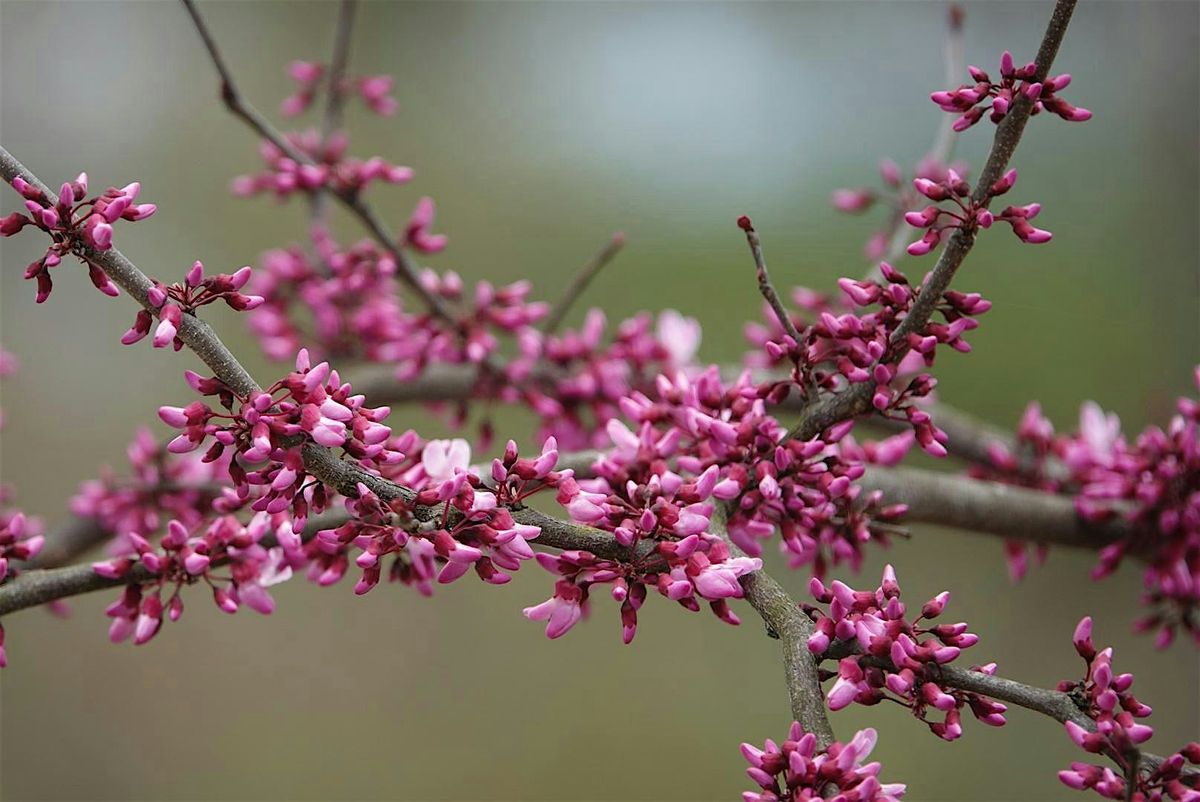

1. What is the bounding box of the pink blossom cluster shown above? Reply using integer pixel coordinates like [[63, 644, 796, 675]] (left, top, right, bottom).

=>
[[932, 51, 1091, 131], [831, 155, 969, 260], [0, 498, 45, 668], [628, 368, 904, 574], [122, 260, 263, 350], [247, 231, 402, 362], [1, 173, 154, 302], [93, 515, 291, 645], [528, 401, 763, 641], [504, 309, 701, 450], [804, 566, 1007, 741], [748, 262, 991, 459], [1058, 617, 1200, 801], [904, 167, 1051, 254], [231, 130, 413, 201], [740, 724, 906, 802], [71, 428, 230, 549], [158, 349, 401, 534], [281, 60, 398, 117], [977, 371, 1200, 648], [310, 437, 555, 595]]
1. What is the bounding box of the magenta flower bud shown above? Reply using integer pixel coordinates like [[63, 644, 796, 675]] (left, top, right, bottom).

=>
[[913, 178, 948, 201], [922, 591, 950, 619], [831, 188, 874, 213], [186, 260, 204, 287]]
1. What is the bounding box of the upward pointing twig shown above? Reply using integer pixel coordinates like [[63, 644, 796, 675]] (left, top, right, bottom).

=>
[[737, 215, 802, 343], [542, 231, 626, 335]]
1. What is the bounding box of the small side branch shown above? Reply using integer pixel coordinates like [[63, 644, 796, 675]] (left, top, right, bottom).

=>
[[542, 232, 626, 335], [737, 216, 802, 343]]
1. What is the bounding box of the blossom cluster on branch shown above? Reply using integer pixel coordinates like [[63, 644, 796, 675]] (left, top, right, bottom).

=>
[[740, 724, 906, 802], [806, 566, 1006, 741], [974, 371, 1200, 648], [0, 173, 154, 301]]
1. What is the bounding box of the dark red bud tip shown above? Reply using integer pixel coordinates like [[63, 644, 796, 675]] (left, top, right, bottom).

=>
[[736, 215, 754, 231], [948, 3, 964, 30]]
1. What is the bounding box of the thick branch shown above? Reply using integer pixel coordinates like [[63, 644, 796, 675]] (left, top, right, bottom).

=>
[[790, 0, 1078, 443], [713, 505, 835, 748]]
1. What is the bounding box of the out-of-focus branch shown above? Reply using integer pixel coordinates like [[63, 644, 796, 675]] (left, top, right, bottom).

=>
[[179, 0, 460, 328], [542, 232, 626, 335], [789, 0, 1079, 443], [310, 0, 359, 223]]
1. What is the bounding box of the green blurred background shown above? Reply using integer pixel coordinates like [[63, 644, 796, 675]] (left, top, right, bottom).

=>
[[1, 1, 1196, 799]]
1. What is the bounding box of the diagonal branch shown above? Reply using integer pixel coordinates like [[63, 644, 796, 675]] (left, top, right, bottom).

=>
[[310, 0, 359, 223], [542, 231, 626, 335], [789, 0, 1078, 443], [737, 216, 802, 343], [179, 0, 460, 328]]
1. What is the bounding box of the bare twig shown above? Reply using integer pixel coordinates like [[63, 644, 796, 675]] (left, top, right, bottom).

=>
[[737, 216, 803, 343], [542, 232, 626, 335], [310, 0, 358, 223]]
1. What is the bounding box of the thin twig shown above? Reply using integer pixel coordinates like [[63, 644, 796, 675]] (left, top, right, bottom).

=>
[[737, 216, 802, 343], [542, 231, 626, 335], [310, 0, 358, 223]]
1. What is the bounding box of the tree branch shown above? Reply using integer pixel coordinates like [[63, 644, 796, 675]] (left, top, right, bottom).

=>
[[738, 216, 803, 343], [816, 644, 1196, 782], [789, 0, 1078, 443], [310, 0, 358, 223], [712, 504, 835, 748], [542, 232, 626, 335], [178, 0, 460, 329]]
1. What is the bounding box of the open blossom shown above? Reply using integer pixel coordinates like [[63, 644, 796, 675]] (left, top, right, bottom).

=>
[[231, 129, 413, 201], [1, 173, 155, 302], [904, 168, 1051, 255], [93, 515, 292, 646], [158, 349, 402, 534], [311, 438, 556, 595], [804, 566, 1006, 741], [740, 723, 906, 802], [975, 371, 1200, 648], [932, 50, 1091, 131], [280, 60, 398, 117], [121, 261, 263, 350], [1058, 617, 1200, 801]]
